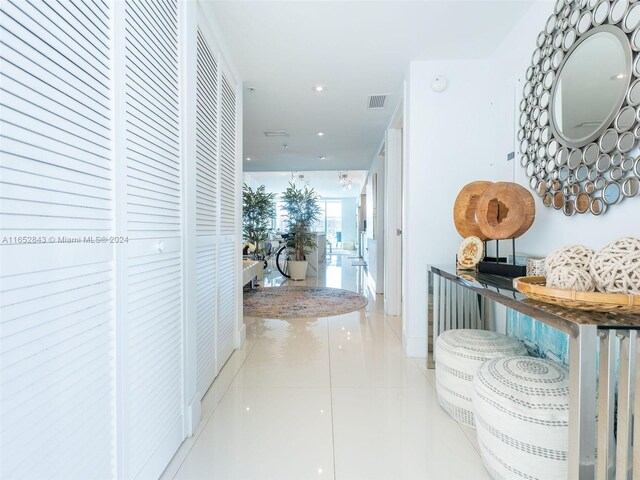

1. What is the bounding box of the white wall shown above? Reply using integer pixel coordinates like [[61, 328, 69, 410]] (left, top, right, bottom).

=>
[[402, 0, 640, 358], [340, 197, 358, 246], [403, 59, 507, 356]]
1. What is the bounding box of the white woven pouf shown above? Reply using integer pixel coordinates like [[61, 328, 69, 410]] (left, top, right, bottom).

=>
[[472, 356, 569, 480], [435, 329, 527, 428]]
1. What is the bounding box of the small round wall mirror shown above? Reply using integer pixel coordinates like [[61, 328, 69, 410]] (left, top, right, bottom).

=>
[[603, 181, 622, 204], [576, 192, 590, 212], [622, 176, 640, 196], [563, 200, 576, 216], [591, 197, 606, 215]]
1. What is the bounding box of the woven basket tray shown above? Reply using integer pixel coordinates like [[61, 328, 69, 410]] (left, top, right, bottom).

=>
[[513, 277, 640, 314]]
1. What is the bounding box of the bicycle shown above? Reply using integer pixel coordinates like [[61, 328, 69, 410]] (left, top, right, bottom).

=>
[[273, 233, 292, 279]]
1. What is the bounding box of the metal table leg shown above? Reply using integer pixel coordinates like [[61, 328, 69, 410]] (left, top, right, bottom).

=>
[[428, 268, 436, 369], [596, 330, 616, 480], [568, 324, 598, 480], [633, 334, 640, 479], [616, 330, 637, 479], [596, 330, 617, 480]]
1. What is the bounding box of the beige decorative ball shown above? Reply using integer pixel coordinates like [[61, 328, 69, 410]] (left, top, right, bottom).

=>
[[546, 267, 595, 292], [589, 237, 640, 294], [544, 245, 595, 277]]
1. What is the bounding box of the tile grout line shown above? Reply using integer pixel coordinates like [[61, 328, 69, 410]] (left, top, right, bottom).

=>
[[419, 356, 482, 456], [452, 420, 482, 455], [327, 317, 338, 480], [169, 335, 260, 480]]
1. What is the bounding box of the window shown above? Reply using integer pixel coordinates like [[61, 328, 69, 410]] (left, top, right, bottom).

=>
[[325, 200, 342, 247]]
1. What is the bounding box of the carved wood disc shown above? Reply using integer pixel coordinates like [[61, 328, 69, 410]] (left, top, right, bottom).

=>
[[453, 181, 494, 240], [476, 182, 536, 240]]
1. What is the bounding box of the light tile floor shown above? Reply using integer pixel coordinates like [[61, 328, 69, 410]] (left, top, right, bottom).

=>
[[161, 254, 489, 480]]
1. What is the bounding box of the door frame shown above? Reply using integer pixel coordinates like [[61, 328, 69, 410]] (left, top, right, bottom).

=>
[[383, 98, 404, 317]]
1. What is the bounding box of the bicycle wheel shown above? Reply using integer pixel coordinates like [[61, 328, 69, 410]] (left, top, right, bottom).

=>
[[275, 245, 290, 278]]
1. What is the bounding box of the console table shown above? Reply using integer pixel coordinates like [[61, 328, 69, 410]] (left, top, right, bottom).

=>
[[427, 265, 640, 480]]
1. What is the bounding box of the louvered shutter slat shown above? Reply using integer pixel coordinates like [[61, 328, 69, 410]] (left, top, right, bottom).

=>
[[0, 1, 114, 478]]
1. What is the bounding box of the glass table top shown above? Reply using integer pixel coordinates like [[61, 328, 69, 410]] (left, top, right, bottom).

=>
[[430, 265, 640, 331]]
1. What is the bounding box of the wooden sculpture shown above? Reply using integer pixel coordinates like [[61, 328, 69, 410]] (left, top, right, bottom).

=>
[[476, 182, 535, 239], [453, 181, 493, 240]]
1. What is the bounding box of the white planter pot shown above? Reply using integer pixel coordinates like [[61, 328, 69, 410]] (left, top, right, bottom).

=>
[[288, 260, 308, 280]]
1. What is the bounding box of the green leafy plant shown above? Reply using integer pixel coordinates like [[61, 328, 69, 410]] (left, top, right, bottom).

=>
[[281, 182, 322, 262], [242, 184, 276, 257]]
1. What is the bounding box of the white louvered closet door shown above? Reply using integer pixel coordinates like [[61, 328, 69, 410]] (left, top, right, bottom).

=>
[[195, 28, 219, 394], [217, 67, 238, 368], [0, 1, 115, 479], [121, 0, 184, 478]]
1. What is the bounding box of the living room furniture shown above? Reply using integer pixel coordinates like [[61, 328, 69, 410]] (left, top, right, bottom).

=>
[[435, 329, 526, 428], [427, 265, 639, 479], [473, 356, 570, 479], [242, 260, 262, 288]]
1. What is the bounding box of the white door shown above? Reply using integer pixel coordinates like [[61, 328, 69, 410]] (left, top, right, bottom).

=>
[[217, 67, 238, 368], [384, 126, 404, 316], [195, 27, 219, 394], [119, 1, 184, 478], [1, 2, 242, 478], [0, 1, 115, 478]]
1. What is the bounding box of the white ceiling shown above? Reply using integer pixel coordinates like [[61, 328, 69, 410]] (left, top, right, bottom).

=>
[[245, 170, 367, 198], [207, 1, 535, 172]]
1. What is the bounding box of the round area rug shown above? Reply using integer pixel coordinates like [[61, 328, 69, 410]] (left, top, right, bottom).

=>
[[243, 286, 368, 319]]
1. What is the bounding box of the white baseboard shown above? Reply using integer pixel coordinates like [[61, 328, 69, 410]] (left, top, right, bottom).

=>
[[367, 272, 377, 295], [402, 332, 427, 358], [185, 394, 202, 437], [236, 323, 246, 349]]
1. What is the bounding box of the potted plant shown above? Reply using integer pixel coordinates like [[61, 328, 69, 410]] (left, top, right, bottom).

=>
[[242, 184, 276, 261], [281, 182, 322, 280]]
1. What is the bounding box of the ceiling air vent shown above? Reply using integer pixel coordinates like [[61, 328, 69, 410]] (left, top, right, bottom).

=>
[[264, 130, 289, 137], [367, 94, 388, 109]]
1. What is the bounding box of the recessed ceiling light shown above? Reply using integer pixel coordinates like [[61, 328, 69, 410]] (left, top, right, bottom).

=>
[[319, 156, 326, 161], [312, 84, 326, 92], [245, 157, 251, 161], [317, 131, 325, 137]]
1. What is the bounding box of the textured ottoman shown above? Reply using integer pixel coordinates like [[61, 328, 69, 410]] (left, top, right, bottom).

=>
[[435, 329, 527, 428], [472, 356, 569, 480]]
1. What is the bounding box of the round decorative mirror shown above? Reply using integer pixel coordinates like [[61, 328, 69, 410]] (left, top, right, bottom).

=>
[[550, 26, 631, 147], [520, 1, 640, 215]]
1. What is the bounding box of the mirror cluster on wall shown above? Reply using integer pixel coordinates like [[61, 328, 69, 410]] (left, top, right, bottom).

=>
[[519, 0, 640, 215]]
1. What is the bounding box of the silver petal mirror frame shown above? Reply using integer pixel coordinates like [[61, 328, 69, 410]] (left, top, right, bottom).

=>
[[520, 0, 640, 215]]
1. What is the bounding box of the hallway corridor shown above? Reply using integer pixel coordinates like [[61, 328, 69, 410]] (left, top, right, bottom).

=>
[[161, 255, 488, 480]]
